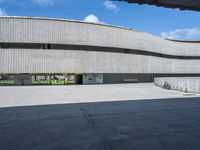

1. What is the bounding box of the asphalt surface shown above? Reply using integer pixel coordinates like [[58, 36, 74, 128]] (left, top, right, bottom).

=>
[[0, 84, 200, 150], [0, 98, 200, 150]]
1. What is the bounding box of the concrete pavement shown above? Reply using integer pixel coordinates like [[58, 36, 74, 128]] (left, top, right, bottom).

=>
[[0, 83, 200, 150], [0, 83, 198, 108]]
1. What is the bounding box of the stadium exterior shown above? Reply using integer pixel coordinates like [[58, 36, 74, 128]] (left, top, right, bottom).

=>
[[0, 16, 200, 85]]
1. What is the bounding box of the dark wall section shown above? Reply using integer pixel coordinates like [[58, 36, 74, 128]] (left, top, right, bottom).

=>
[[103, 73, 200, 84], [13, 74, 32, 85], [153, 74, 200, 78], [75, 74, 83, 84], [1, 73, 200, 85], [103, 73, 153, 84]]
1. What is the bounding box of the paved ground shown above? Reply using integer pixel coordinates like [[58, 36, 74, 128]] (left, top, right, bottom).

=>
[[0, 83, 198, 108], [0, 83, 200, 150]]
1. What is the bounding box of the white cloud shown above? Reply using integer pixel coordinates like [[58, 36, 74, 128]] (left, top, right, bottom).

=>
[[104, 0, 119, 11], [0, 8, 6, 16], [161, 28, 200, 40], [32, 0, 54, 6], [83, 14, 102, 24]]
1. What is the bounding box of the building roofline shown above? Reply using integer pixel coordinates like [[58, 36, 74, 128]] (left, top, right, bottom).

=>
[[1, 16, 200, 43], [166, 39, 200, 43], [0, 16, 142, 32]]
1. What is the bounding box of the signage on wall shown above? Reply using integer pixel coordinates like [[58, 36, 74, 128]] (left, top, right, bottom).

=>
[[123, 78, 138, 82]]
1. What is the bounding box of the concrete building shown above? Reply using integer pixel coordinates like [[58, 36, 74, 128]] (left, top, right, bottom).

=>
[[0, 16, 200, 85]]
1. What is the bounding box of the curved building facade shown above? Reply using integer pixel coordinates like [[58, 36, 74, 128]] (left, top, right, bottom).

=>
[[0, 16, 200, 85]]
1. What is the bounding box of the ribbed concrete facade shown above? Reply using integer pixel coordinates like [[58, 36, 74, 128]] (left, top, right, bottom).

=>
[[1, 49, 200, 74], [1, 17, 200, 56], [0, 16, 200, 84]]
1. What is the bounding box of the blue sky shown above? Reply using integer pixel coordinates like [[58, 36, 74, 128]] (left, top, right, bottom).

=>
[[0, 0, 200, 40]]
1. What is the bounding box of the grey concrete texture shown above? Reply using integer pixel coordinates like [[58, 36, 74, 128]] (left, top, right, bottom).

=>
[[116, 0, 200, 11], [1, 84, 200, 150], [1, 13, 200, 150], [0, 83, 198, 108], [1, 17, 200, 74], [1, 48, 200, 74], [0, 16, 200, 57], [154, 77, 200, 93]]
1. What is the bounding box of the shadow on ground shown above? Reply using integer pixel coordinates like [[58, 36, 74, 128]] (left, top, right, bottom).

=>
[[1, 97, 200, 150]]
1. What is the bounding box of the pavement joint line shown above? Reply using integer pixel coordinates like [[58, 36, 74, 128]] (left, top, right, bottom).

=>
[[79, 105, 113, 150]]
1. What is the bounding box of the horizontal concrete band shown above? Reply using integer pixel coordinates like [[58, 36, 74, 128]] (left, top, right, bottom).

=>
[[1, 49, 200, 74], [1, 42, 200, 60], [1, 17, 200, 57], [154, 77, 200, 93]]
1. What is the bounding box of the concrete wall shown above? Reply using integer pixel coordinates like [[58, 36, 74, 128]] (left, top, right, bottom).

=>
[[83, 74, 103, 84], [0, 17, 200, 75], [154, 77, 200, 93], [13, 74, 32, 85], [103, 74, 153, 84], [1, 49, 200, 74], [0, 16, 200, 56]]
